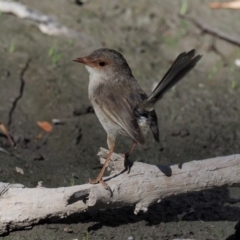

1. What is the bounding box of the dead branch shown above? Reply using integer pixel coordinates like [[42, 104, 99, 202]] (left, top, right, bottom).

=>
[[0, 148, 239, 235], [180, 15, 240, 48]]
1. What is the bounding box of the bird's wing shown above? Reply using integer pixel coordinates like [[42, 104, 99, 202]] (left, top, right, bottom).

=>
[[95, 85, 145, 145]]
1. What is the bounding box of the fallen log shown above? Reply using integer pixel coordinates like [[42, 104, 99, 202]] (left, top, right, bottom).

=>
[[0, 148, 239, 235]]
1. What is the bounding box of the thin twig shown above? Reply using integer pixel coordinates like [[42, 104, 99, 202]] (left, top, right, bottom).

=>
[[0, 184, 11, 197], [180, 14, 240, 48], [209, 38, 228, 66]]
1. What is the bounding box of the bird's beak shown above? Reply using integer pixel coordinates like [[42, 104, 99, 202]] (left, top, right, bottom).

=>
[[73, 57, 89, 65]]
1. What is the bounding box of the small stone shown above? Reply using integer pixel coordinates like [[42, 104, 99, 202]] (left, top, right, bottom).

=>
[[63, 227, 73, 233], [180, 129, 190, 137], [136, 47, 145, 53], [52, 118, 65, 125], [171, 128, 189, 137], [235, 59, 240, 67], [37, 181, 44, 188], [33, 154, 44, 161], [15, 167, 24, 175]]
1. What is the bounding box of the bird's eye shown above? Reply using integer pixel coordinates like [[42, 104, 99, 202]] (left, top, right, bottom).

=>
[[99, 61, 106, 67]]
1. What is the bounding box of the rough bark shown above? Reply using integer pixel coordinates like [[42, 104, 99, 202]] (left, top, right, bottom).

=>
[[0, 148, 240, 235]]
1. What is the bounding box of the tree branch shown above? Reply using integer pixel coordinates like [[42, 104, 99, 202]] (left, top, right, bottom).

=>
[[179, 15, 240, 48], [0, 148, 239, 235]]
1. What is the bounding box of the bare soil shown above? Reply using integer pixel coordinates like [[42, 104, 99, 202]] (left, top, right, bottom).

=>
[[0, 0, 240, 239]]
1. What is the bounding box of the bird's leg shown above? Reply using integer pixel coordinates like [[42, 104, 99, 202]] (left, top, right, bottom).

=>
[[89, 135, 115, 188], [124, 141, 137, 169]]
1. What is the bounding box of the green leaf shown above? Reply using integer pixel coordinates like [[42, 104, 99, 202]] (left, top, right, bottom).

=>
[[180, 0, 188, 15]]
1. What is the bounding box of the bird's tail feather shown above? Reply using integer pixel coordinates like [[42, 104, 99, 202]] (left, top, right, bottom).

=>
[[140, 49, 202, 111]]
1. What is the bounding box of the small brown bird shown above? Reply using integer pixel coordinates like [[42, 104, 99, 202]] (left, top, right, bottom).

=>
[[74, 48, 202, 187]]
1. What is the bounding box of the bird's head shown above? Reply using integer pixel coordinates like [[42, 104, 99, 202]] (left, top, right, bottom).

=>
[[73, 48, 132, 80]]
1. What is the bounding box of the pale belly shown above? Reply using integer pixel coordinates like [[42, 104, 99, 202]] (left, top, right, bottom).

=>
[[88, 74, 149, 139], [91, 99, 128, 137], [91, 100, 150, 140]]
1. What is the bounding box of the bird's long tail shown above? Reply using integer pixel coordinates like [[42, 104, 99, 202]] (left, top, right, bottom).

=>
[[140, 49, 202, 111]]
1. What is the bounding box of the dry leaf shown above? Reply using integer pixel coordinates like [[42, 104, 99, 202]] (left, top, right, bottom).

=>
[[210, 1, 240, 9], [15, 167, 24, 175], [37, 121, 53, 132], [0, 122, 15, 146]]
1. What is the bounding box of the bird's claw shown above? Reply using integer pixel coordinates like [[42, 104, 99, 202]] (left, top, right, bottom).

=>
[[124, 155, 131, 172], [89, 178, 109, 190]]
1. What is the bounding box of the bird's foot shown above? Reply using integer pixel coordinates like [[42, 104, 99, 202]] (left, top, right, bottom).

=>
[[89, 178, 109, 190], [124, 155, 132, 173], [124, 156, 129, 170]]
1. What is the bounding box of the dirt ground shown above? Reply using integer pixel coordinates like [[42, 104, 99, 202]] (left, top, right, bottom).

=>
[[0, 0, 240, 239]]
